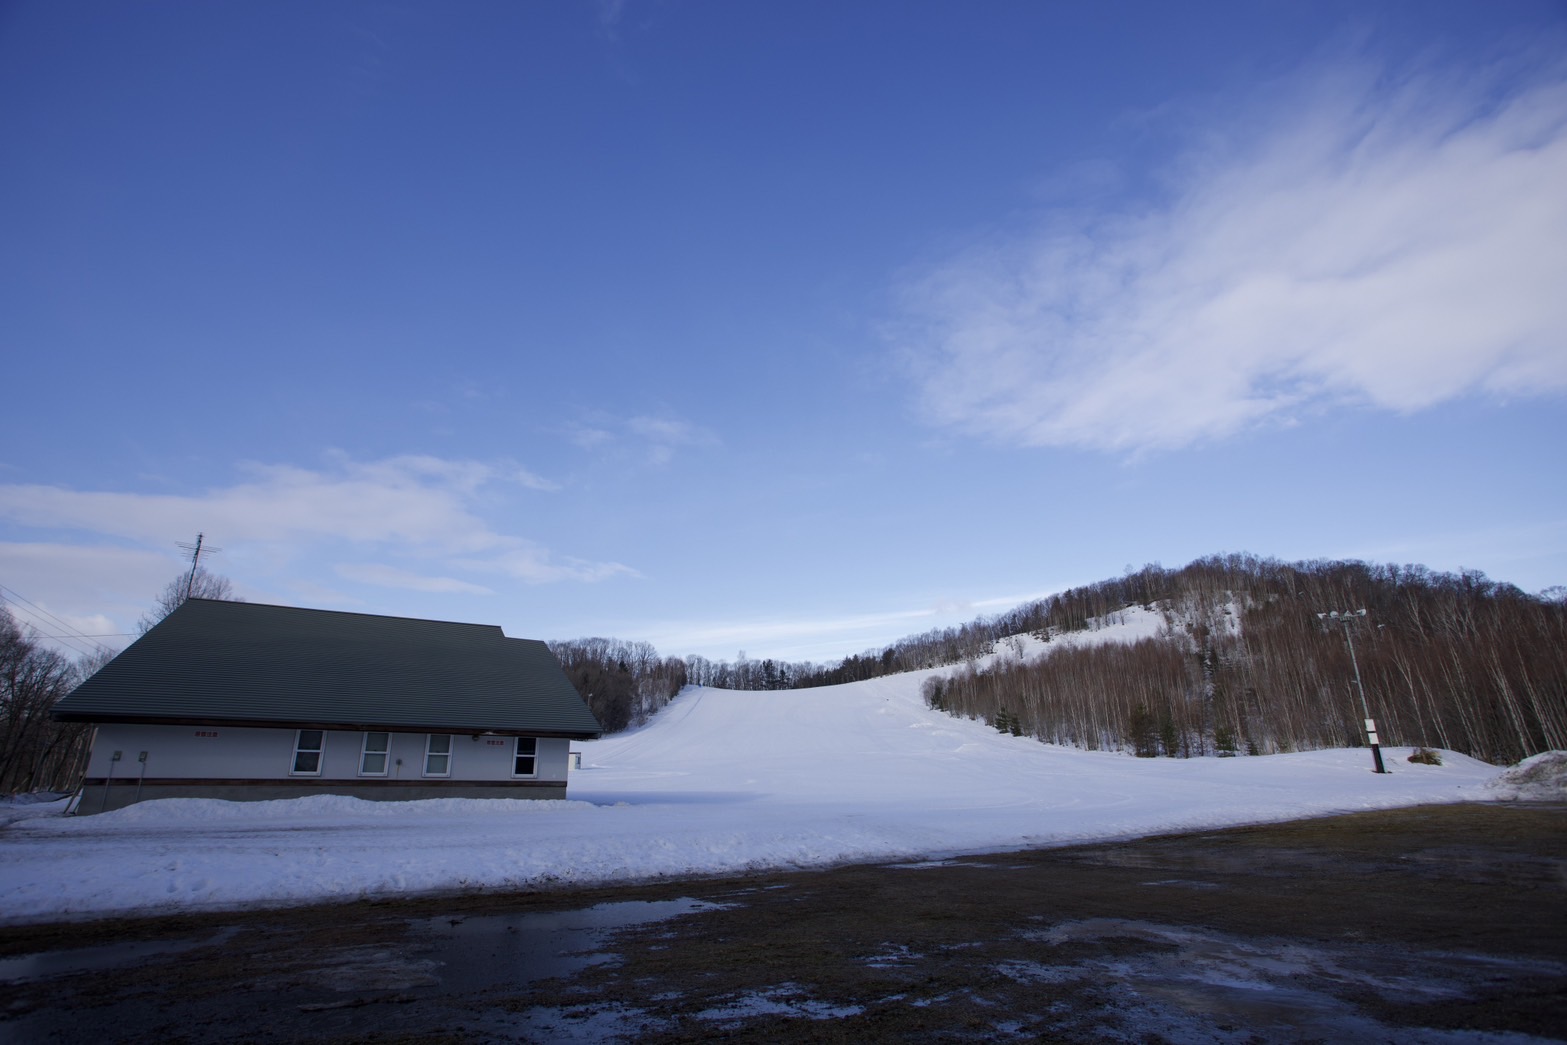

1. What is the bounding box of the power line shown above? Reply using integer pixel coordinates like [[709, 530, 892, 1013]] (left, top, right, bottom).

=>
[[0, 583, 117, 660], [32, 632, 133, 640], [0, 584, 98, 639], [3, 618, 102, 661]]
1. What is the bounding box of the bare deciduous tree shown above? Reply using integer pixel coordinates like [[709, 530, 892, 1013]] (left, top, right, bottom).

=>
[[548, 638, 688, 732], [914, 555, 1566, 765], [137, 567, 242, 635], [0, 607, 94, 794]]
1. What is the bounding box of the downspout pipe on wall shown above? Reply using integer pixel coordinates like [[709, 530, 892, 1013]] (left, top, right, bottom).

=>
[[97, 750, 122, 814], [133, 751, 148, 805]]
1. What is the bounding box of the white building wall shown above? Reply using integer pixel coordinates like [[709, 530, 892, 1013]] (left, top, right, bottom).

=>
[[84, 724, 572, 785], [87, 723, 294, 780]]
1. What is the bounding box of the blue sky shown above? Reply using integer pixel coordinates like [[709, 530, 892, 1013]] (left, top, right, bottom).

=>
[[3, 1, 1565, 665]]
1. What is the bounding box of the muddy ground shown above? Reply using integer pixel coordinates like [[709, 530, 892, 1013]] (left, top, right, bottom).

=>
[[2, 802, 1564, 1043]]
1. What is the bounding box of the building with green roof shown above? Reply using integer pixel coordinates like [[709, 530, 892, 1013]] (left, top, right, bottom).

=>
[[53, 599, 601, 812]]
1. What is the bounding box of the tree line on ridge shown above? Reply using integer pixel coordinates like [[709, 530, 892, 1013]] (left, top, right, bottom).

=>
[[558, 554, 1565, 766], [5, 552, 1561, 798]]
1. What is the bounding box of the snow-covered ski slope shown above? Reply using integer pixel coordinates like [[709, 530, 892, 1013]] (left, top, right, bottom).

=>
[[0, 623, 1507, 924], [576, 668, 1497, 841]]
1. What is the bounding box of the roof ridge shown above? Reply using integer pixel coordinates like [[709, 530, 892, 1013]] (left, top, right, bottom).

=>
[[183, 598, 507, 633]]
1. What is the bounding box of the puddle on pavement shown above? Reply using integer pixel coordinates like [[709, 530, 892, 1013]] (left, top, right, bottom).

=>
[[1015, 918, 1567, 1042], [1067, 845, 1348, 877], [1141, 878, 1223, 889], [694, 983, 865, 1027], [409, 897, 727, 991], [0, 927, 241, 984], [888, 858, 1027, 870], [1074, 841, 1565, 892]]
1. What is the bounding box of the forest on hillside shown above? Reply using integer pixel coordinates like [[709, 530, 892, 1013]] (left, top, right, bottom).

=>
[[567, 554, 1565, 765], [546, 637, 690, 734], [925, 555, 1565, 766]]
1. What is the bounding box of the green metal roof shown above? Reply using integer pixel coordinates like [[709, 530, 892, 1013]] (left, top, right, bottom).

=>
[[52, 599, 602, 738]]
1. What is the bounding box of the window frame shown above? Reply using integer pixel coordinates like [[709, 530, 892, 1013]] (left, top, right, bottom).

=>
[[512, 736, 537, 778], [423, 734, 452, 778], [359, 731, 391, 777], [290, 729, 324, 776]]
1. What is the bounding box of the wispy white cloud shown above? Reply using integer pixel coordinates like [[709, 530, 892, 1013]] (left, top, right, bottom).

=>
[[565, 422, 615, 450], [0, 453, 627, 599], [567, 413, 720, 465], [595, 0, 627, 30], [0, 542, 172, 654], [627, 415, 720, 465], [637, 588, 1056, 663], [334, 563, 496, 596], [452, 545, 638, 585], [895, 48, 1567, 454], [0, 454, 552, 549]]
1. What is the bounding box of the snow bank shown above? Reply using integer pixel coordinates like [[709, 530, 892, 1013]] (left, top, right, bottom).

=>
[[1485, 751, 1567, 802], [0, 794, 72, 829], [0, 657, 1512, 926], [88, 794, 602, 824]]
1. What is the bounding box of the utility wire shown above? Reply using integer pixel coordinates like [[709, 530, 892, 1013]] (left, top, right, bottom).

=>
[[33, 631, 133, 640], [0, 583, 99, 640], [2, 615, 104, 660], [0, 584, 117, 660]]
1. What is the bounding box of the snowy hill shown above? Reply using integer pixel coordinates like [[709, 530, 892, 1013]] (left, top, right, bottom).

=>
[[0, 652, 1507, 924], [576, 663, 1497, 841]]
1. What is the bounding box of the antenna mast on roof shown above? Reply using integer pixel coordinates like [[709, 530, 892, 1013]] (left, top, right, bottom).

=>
[[176, 533, 221, 600]]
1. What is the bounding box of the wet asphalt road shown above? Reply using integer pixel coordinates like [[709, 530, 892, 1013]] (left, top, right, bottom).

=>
[[1, 802, 1564, 1043]]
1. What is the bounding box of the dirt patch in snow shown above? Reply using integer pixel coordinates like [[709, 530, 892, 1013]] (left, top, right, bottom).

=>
[[2, 801, 1563, 1043]]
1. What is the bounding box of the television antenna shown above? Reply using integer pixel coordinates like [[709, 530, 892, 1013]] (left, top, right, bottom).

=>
[[176, 533, 222, 600]]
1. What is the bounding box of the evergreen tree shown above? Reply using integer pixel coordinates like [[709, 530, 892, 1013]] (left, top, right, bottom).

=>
[[1128, 704, 1159, 757]]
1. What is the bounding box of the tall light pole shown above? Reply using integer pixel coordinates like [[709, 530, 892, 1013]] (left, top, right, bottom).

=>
[[1317, 609, 1387, 774]]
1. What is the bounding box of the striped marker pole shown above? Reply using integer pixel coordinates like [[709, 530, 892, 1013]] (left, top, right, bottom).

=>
[[1364, 718, 1386, 776]]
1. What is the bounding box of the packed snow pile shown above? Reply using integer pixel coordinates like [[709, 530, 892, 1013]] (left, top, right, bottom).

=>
[[0, 651, 1514, 925], [77, 792, 602, 824], [1484, 751, 1567, 802], [0, 793, 72, 829]]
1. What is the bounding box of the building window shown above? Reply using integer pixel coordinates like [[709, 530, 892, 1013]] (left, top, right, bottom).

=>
[[291, 730, 324, 775], [424, 734, 451, 777], [513, 736, 537, 778], [360, 732, 390, 776]]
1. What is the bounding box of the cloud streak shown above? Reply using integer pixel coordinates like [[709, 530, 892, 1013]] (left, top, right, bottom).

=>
[[566, 413, 720, 465], [626, 415, 720, 465], [896, 49, 1567, 453], [637, 588, 1055, 663], [0, 453, 632, 591], [334, 563, 496, 596]]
